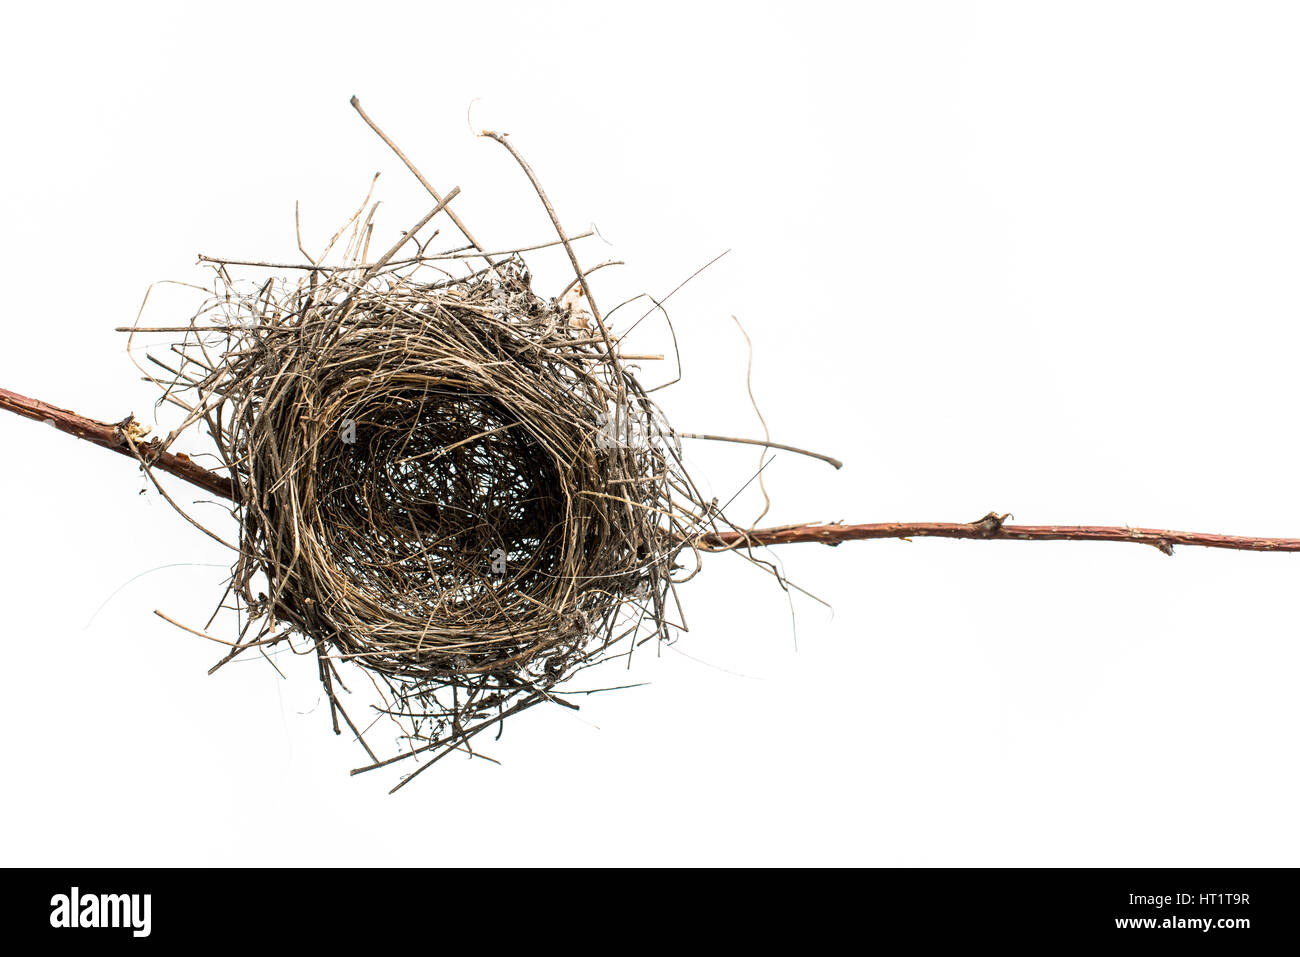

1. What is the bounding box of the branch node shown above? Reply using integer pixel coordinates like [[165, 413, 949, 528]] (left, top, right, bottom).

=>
[[972, 511, 1013, 537]]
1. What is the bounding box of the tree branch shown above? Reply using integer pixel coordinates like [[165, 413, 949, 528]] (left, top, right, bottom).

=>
[[5, 391, 1300, 556], [0, 387, 237, 502], [699, 512, 1300, 554]]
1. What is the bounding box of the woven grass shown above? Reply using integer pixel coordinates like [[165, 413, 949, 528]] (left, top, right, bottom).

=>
[[123, 122, 758, 789]]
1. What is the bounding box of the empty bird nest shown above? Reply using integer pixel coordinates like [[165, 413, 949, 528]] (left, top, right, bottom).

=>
[[119, 103, 819, 790]]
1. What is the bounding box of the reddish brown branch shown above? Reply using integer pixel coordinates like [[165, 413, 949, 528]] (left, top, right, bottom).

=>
[[0, 388, 237, 502], [700, 512, 1300, 554], [4, 391, 1300, 556]]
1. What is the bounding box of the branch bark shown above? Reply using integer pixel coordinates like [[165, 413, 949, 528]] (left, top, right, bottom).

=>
[[698, 513, 1300, 554], [0, 388, 237, 502], [5, 389, 1300, 556]]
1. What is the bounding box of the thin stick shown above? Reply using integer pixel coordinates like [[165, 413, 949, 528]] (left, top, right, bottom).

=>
[[479, 131, 612, 342], [697, 512, 1300, 555], [196, 231, 594, 271], [678, 434, 843, 470], [349, 96, 497, 265], [0, 387, 236, 501], [362, 186, 460, 280], [153, 609, 277, 648]]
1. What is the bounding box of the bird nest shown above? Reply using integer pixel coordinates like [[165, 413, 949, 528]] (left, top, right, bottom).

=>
[[223, 259, 691, 682], [126, 137, 742, 788]]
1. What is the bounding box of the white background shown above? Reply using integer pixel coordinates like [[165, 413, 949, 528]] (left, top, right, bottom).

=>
[[3, 1, 1300, 866]]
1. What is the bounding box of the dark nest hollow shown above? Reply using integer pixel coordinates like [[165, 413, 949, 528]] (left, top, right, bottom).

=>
[[124, 128, 774, 789]]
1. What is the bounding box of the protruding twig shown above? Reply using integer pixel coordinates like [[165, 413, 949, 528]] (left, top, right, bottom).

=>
[[479, 131, 616, 353], [679, 433, 843, 470], [349, 95, 496, 265]]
